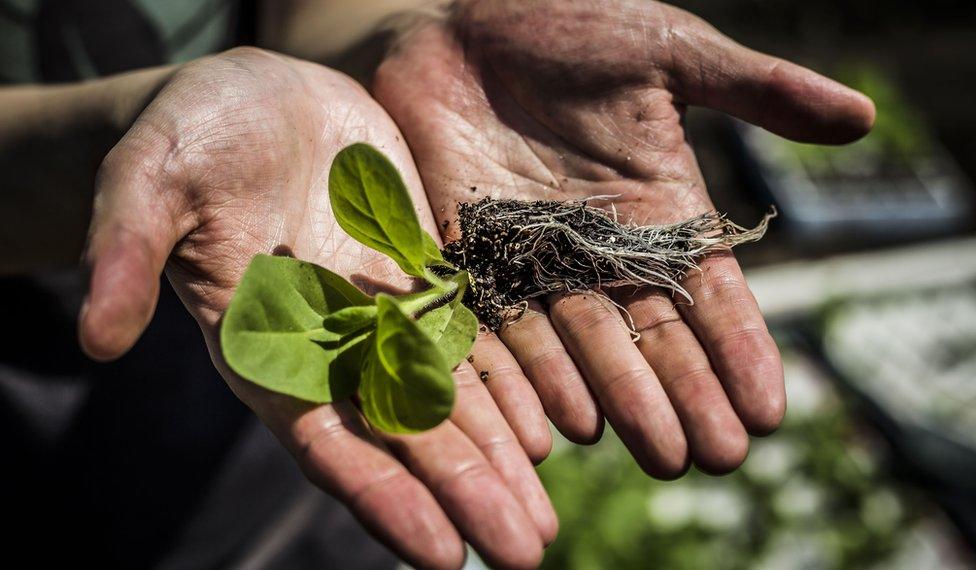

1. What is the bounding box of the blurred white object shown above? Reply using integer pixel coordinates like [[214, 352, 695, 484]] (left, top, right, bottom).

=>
[[824, 281, 976, 450], [745, 236, 976, 319]]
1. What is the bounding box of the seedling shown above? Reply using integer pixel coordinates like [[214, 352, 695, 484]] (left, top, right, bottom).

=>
[[221, 143, 772, 435], [221, 143, 478, 434]]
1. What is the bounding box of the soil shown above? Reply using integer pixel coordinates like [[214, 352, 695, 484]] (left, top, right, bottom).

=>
[[443, 197, 773, 330]]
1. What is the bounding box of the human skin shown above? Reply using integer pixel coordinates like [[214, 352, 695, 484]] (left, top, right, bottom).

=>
[[372, 0, 875, 477], [0, 66, 173, 273], [0, 48, 554, 569], [0, 1, 875, 566]]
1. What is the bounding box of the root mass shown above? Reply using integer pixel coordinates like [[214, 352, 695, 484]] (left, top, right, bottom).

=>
[[443, 197, 773, 331]]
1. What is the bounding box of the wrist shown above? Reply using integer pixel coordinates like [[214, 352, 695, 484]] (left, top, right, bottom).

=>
[[263, 0, 449, 83]]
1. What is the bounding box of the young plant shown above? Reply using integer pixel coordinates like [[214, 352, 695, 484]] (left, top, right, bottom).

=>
[[220, 143, 478, 434]]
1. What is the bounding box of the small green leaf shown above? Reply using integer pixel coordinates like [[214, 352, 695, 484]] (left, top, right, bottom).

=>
[[422, 231, 448, 267], [329, 143, 429, 277], [416, 272, 478, 368], [359, 294, 455, 434], [220, 254, 371, 403], [418, 304, 478, 369], [323, 305, 377, 336]]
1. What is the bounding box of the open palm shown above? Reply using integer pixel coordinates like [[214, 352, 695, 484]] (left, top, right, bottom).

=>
[[81, 47, 554, 569], [374, 0, 874, 477]]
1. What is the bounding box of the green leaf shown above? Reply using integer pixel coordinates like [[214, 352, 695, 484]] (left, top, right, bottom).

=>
[[329, 143, 430, 277], [359, 294, 455, 433], [422, 231, 448, 267], [220, 254, 371, 403], [323, 305, 377, 336], [418, 304, 478, 369], [416, 272, 478, 368]]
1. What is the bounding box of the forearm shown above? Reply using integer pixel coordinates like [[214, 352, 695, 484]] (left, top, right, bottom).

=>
[[257, 0, 443, 81], [0, 66, 174, 274]]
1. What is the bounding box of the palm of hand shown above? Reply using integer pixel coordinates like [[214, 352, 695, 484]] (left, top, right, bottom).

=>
[[81, 47, 555, 569], [374, 0, 874, 477], [116, 49, 413, 325]]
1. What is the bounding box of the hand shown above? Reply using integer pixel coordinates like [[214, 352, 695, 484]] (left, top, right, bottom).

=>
[[80, 47, 555, 569], [373, 0, 874, 476]]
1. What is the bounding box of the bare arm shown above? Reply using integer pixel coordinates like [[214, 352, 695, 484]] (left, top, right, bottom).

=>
[[0, 67, 173, 273], [0, 1, 436, 274], [256, 0, 437, 80]]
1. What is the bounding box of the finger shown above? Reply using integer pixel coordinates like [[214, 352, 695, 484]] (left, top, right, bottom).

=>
[[678, 252, 785, 435], [450, 360, 558, 544], [498, 301, 604, 444], [468, 330, 552, 463], [663, 6, 875, 144], [79, 142, 192, 361], [231, 379, 465, 570], [614, 287, 749, 474], [382, 420, 545, 570], [548, 292, 688, 479]]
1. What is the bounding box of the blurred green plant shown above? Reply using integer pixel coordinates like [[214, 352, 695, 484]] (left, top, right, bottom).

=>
[[783, 63, 934, 176], [537, 339, 923, 569]]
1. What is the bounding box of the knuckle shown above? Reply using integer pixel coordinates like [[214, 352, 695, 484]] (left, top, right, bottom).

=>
[[696, 264, 754, 306], [453, 365, 484, 390], [631, 299, 681, 334], [436, 460, 495, 496], [521, 345, 570, 375], [346, 468, 412, 509], [476, 435, 520, 463], [714, 327, 776, 369], [601, 366, 653, 394], [295, 421, 349, 493], [482, 362, 525, 383], [665, 366, 716, 394], [556, 298, 615, 336]]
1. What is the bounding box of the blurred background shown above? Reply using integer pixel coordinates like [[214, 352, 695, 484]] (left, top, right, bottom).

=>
[[1, 1, 974, 568], [524, 1, 976, 568]]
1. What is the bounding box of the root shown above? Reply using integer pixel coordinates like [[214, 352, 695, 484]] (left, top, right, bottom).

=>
[[444, 197, 775, 330]]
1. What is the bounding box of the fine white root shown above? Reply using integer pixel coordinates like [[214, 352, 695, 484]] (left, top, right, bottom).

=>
[[444, 197, 776, 330]]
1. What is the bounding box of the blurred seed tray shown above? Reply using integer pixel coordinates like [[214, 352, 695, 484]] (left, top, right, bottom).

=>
[[793, 282, 976, 547], [531, 327, 974, 569], [731, 65, 974, 248]]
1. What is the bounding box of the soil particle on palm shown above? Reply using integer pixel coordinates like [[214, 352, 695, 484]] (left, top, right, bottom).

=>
[[443, 197, 773, 331]]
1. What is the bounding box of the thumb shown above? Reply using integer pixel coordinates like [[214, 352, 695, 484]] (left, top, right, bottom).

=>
[[79, 144, 191, 361], [664, 9, 875, 144]]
